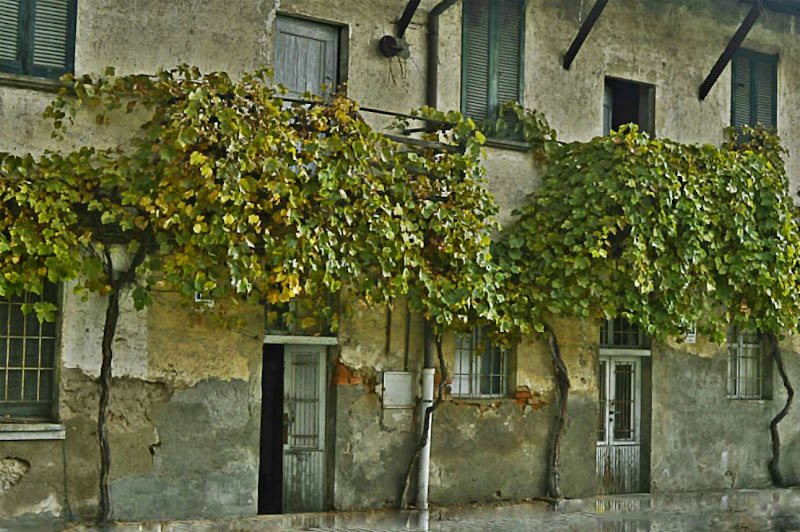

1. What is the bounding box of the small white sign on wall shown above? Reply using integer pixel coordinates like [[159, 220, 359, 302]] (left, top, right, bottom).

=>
[[382, 372, 414, 409], [684, 324, 697, 344]]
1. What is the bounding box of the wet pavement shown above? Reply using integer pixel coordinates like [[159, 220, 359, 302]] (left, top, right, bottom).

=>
[[9, 488, 800, 531]]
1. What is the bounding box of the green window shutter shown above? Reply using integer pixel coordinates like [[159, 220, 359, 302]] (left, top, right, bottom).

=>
[[462, 0, 491, 123], [495, 0, 523, 130], [0, 0, 22, 74], [732, 54, 751, 127], [462, 0, 523, 129], [30, 0, 76, 79], [754, 58, 777, 128], [731, 50, 777, 129], [0, 0, 75, 79]]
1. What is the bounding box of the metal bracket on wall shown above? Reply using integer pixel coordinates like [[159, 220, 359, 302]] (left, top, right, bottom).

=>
[[379, 0, 421, 58], [698, 3, 762, 100], [563, 0, 611, 70]]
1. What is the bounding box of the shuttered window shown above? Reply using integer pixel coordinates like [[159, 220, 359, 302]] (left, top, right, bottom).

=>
[[462, 0, 524, 134], [0, 282, 60, 421], [731, 49, 777, 129], [0, 0, 77, 80]]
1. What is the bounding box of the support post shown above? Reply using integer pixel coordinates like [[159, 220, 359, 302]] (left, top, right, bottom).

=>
[[562, 0, 610, 70], [699, 3, 762, 100]]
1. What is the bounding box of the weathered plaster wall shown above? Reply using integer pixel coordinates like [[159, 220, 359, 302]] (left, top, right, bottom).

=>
[[651, 336, 800, 493]]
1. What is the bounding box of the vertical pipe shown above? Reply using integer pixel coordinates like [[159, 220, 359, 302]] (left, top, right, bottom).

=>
[[415, 0, 457, 510], [416, 323, 435, 509], [416, 367, 435, 509], [427, 0, 459, 109]]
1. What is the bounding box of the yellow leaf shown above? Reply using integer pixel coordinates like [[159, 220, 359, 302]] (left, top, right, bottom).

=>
[[193, 223, 202, 233]]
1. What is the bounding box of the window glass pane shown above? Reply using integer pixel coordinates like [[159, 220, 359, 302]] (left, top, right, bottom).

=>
[[24, 339, 39, 367], [40, 339, 56, 368], [23, 370, 38, 401], [9, 305, 24, 336], [8, 338, 23, 367], [7, 369, 22, 401], [39, 370, 53, 402]]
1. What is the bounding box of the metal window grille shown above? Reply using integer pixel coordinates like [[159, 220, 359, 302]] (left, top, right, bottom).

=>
[[612, 362, 636, 441], [727, 326, 763, 399], [600, 317, 643, 348], [452, 327, 508, 398], [0, 283, 59, 420]]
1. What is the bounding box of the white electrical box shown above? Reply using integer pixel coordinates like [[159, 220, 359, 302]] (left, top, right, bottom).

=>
[[382, 371, 414, 409]]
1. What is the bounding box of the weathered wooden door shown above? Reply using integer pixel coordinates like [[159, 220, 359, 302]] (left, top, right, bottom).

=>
[[597, 355, 642, 494], [274, 16, 339, 97], [283, 344, 327, 512]]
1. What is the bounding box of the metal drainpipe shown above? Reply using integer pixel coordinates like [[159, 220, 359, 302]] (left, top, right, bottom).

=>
[[426, 0, 460, 108], [417, 322, 436, 510], [416, 0, 459, 512]]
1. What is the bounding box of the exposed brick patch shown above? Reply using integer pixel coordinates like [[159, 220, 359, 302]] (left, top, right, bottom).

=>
[[331, 360, 376, 392], [513, 385, 546, 413]]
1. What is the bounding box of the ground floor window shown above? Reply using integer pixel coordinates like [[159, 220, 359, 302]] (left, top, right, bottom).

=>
[[452, 327, 509, 398], [727, 326, 767, 400], [0, 283, 59, 421]]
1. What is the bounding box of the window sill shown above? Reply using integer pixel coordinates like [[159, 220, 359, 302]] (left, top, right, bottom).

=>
[[483, 138, 531, 152], [0, 72, 63, 93], [450, 396, 512, 405], [0, 423, 65, 440]]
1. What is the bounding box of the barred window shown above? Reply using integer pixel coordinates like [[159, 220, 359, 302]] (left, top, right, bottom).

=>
[[727, 326, 767, 400], [600, 316, 644, 348], [0, 283, 59, 421], [452, 327, 509, 398]]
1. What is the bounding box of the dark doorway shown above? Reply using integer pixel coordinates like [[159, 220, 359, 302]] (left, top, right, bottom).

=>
[[259, 344, 284, 514], [604, 78, 655, 136]]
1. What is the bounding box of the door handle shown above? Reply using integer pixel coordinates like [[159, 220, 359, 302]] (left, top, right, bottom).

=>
[[283, 413, 289, 445]]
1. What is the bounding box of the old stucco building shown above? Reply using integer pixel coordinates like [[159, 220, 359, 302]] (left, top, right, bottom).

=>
[[1, 0, 800, 523]]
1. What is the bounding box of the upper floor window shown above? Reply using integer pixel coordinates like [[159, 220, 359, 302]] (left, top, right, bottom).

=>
[[452, 326, 509, 398], [727, 326, 770, 400], [731, 49, 777, 129], [0, 0, 77, 80], [0, 283, 60, 421], [603, 78, 655, 136], [461, 0, 524, 134]]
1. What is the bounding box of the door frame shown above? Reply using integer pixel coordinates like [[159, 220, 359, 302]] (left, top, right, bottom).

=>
[[598, 353, 643, 447], [597, 349, 649, 494]]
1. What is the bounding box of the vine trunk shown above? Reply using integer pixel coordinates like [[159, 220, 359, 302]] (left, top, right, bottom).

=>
[[545, 323, 570, 499], [768, 333, 794, 487], [98, 282, 119, 524]]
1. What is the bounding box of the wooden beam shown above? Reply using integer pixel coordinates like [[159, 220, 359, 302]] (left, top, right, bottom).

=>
[[396, 0, 422, 38], [699, 3, 762, 100], [562, 0, 610, 70]]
